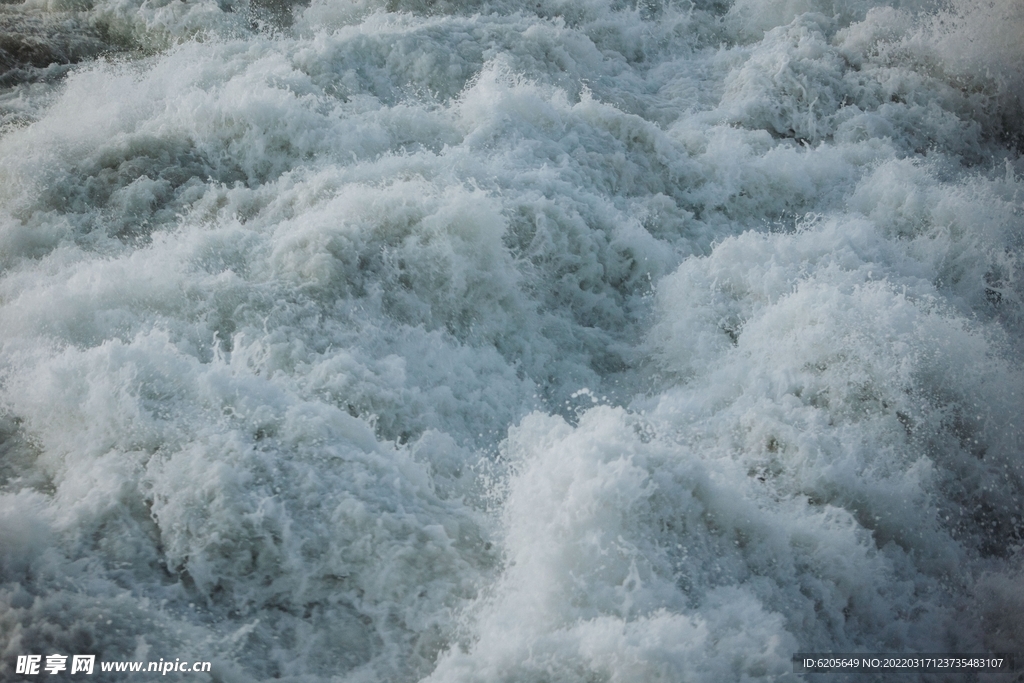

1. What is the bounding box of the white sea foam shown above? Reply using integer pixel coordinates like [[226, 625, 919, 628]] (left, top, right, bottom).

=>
[[0, 0, 1022, 679]]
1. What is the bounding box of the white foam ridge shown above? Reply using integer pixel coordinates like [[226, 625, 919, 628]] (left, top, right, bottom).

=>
[[1, 0, 1022, 680]]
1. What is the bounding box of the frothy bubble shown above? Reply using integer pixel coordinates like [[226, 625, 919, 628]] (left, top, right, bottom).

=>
[[1, 0, 1022, 679]]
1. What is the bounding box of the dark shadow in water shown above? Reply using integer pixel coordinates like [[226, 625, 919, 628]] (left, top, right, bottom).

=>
[[248, 0, 309, 31], [0, 8, 109, 85]]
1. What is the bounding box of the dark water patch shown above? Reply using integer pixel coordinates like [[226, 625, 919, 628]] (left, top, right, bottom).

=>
[[0, 8, 109, 83]]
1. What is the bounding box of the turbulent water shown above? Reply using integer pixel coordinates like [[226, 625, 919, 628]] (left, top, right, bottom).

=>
[[0, 0, 1023, 679]]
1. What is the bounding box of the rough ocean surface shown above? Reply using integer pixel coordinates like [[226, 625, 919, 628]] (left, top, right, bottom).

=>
[[0, 0, 1022, 679]]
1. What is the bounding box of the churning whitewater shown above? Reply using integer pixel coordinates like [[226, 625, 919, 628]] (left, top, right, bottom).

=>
[[1, 0, 1023, 679]]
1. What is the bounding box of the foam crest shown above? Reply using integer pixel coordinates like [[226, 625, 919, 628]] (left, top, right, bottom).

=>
[[0, 0, 1022, 679]]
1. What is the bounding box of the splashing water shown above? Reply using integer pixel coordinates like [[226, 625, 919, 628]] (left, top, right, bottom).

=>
[[1, 0, 1022, 679]]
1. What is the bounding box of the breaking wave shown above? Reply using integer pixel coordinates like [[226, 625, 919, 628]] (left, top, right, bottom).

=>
[[1, 0, 1022, 679]]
